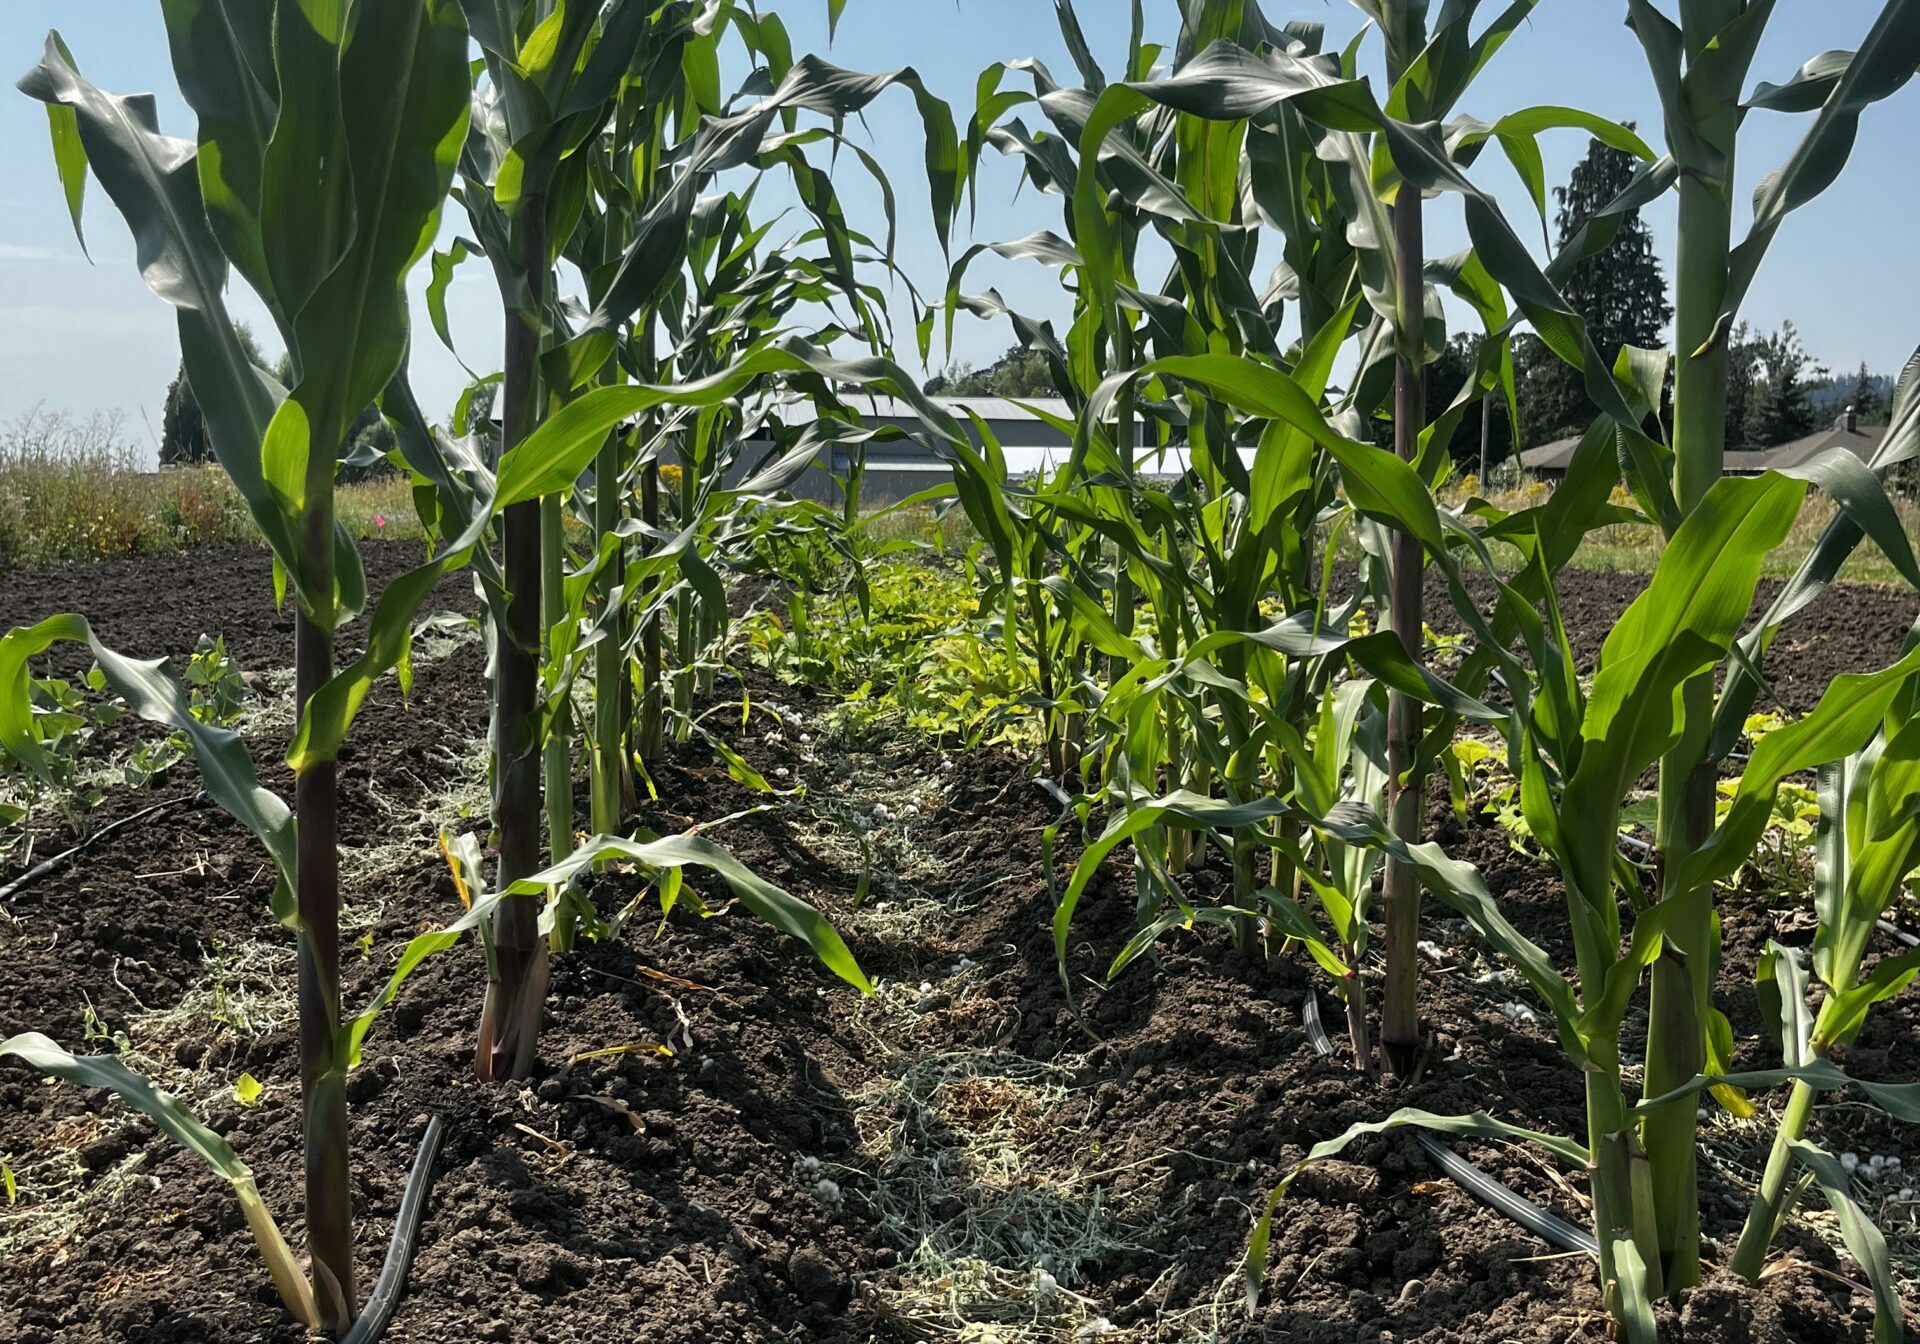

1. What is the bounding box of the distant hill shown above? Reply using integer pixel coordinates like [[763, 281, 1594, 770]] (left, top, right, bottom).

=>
[[1808, 371, 1893, 416]]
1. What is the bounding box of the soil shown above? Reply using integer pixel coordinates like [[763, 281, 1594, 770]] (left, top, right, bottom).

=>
[[1, 543, 1916, 1344]]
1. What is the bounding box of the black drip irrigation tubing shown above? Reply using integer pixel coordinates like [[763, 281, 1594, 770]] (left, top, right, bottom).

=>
[[341, 1114, 447, 1344], [1301, 992, 1596, 1258], [0, 794, 195, 903], [1878, 918, 1920, 950], [1412, 1132, 1598, 1256]]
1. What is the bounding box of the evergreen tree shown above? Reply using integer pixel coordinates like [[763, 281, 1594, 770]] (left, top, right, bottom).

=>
[[1722, 321, 1759, 448], [1741, 320, 1824, 448], [1517, 131, 1673, 446], [159, 323, 269, 466], [1845, 361, 1887, 425]]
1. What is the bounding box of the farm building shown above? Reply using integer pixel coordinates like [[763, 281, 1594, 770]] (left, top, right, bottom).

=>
[[1520, 407, 1889, 480], [733, 394, 1141, 504]]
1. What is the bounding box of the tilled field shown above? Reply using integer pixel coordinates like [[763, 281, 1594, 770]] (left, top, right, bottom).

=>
[[1, 544, 1916, 1343]]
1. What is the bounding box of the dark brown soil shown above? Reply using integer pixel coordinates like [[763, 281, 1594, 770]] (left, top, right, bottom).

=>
[[1423, 566, 1920, 718], [1, 545, 1916, 1343]]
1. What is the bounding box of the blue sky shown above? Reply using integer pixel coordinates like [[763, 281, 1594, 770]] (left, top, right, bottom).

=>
[[1, 2, 1914, 458]]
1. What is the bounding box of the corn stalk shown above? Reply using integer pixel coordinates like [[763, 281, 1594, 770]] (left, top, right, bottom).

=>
[[1622, 0, 1920, 1290], [19, 4, 468, 1322]]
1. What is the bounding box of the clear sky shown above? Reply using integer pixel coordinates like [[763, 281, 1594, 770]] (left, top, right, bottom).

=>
[[1, 1, 1914, 458]]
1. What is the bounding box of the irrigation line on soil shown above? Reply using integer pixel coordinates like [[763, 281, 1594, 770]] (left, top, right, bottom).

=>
[[0, 795, 194, 902], [340, 1114, 447, 1344], [1034, 777, 1073, 809], [1878, 919, 1920, 950], [1411, 1132, 1599, 1257], [1300, 957, 1595, 1257], [1302, 990, 1335, 1058]]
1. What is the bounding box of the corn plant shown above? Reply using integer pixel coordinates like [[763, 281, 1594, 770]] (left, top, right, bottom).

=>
[[0, 1033, 321, 1327], [1244, 467, 1920, 1340], [1719, 720, 1920, 1316], [6, 11, 914, 1321], [441, 2, 964, 1078], [1235, 270, 1920, 1344], [949, 2, 1647, 1084], [15, 4, 469, 1323], [1261, 678, 1389, 1071], [963, 4, 1920, 1334], [1612, 3, 1920, 1286], [947, 5, 1367, 945]]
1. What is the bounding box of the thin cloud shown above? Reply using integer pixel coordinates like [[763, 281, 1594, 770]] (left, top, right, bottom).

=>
[[0, 243, 82, 264]]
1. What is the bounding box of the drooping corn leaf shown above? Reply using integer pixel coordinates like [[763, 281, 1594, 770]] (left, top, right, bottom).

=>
[[0, 1033, 318, 1328]]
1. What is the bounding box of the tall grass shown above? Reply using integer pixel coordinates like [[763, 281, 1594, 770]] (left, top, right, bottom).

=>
[[0, 408, 420, 571]]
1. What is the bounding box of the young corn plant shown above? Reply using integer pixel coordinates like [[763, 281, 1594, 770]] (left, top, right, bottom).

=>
[[965, 1, 1639, 1074], [1240, 350, 1919, 1334], [1244, 466, 1920, 1340], [948, 5, 1363, 947], [1265, 678, 1390, 1072], [15, 4, 468, 1324], [449, 0, 637, 1082], [1614, 3, 1920, 1286], [427, 0, 970, 1083], [0, 1034, 321, 1327], [1717, 714, 1920, 1328]]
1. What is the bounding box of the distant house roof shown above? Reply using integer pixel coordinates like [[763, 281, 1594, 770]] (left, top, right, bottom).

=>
[[1759, 422, 1888, 471], [1520, 417, 1888, 478], [1518, 435, 1582, 473], [786, 395, 1076, 445]]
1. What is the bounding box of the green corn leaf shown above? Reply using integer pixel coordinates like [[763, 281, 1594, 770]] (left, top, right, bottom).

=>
[[1679, 643, 1920, 896], [158, 0, 277, 311], [269, 0, 469, 607], [1819, 947, 1920, 1050], [1748, 49, 1856, 114], [1244, 1106, 1589, 1312], [346, 831, 869, 1066], [0, 616, 295, 922], [498, 339, 969, 508], [1258, 888, 1353, 985], [0, 1033, 318, 1328], [1561, 472, 1806, 903], [1636, 1059, 1920, 1125], [1609, 1235, 1660, 1344], [1725, 2, 1920, 319], [16, 36, 310, 606], [37, 33, 88, 256], [1757, 942, 1815, 1068], [1790, 1141, 1906, 1344]]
